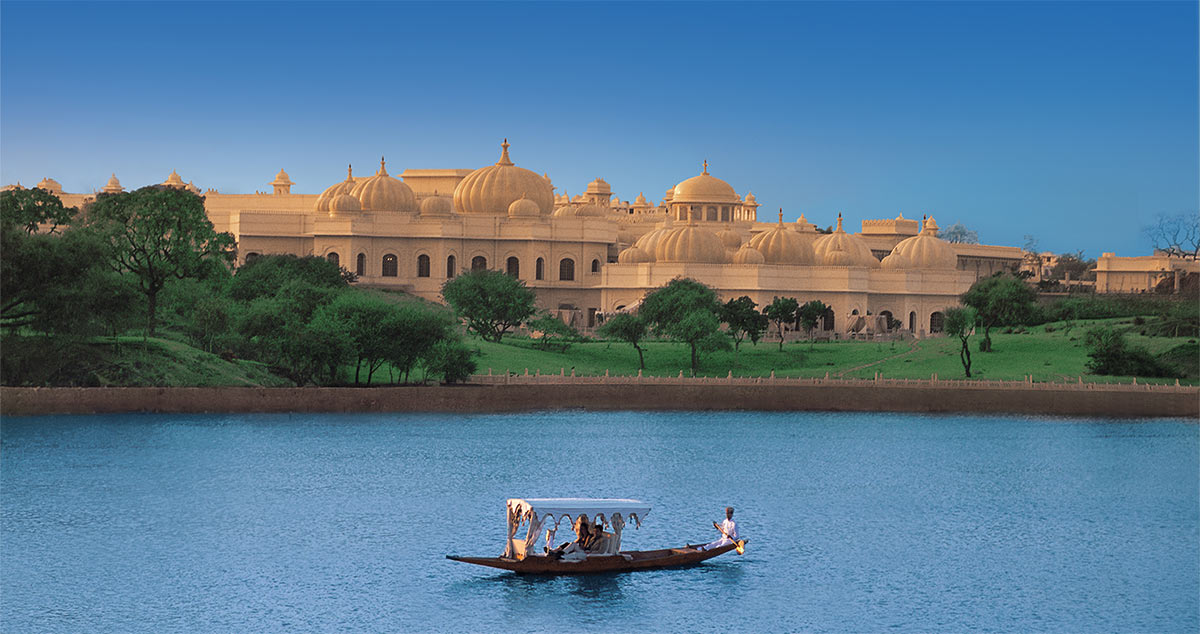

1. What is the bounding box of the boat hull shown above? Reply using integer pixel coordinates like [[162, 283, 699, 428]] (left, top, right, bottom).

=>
[[447, 541, 744, 575]]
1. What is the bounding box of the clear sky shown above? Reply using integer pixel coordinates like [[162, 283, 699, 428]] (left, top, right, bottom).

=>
[[2, 1, 1195, 257]]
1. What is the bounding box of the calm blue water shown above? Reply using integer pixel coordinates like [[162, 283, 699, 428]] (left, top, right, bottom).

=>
[[2, 412, 1196, 633]]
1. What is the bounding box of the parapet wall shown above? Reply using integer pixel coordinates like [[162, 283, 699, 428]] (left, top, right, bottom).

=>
[[3, 381, 1196, 418]]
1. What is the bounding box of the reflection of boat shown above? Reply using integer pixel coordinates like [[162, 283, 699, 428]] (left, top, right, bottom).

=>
[[446, 498, 745, 575]]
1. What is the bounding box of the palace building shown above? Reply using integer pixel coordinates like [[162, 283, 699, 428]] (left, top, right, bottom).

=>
[[13, 140, 1033, 336]]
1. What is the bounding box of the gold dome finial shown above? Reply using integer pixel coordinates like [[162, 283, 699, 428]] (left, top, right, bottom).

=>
[[347, 164, 353, 180], [702, 159, 709, 175], [498, 138, 513, 166], [378, 156, 388, 176], [778, 208, 784, 224], [836, 213, 844, 232]]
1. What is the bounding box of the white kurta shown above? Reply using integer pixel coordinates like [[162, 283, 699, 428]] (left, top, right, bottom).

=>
[[701, 518, 739, 550]]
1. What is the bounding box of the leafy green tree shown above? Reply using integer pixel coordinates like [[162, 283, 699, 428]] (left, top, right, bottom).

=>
[[230, 253, 349, 301], [763, 296, 799, 351], [384, 304, 456, 383], [84, 187, 235, 335], [639, 278, 722, 373], [1048, 251, 1097, 282], [441, 269, 537, 342], [797, 300, 829, 350], [313, 292, 395, 384], [1084, 326, 1172, 378], [0, 187, 76, 234], [961, 273, 1037, 352], [424, 339, 478, 384], [597, 313, 649, 370], [944, 306, 977, 378], [720, 296, 767, 360], [527, 312, 579, 351]]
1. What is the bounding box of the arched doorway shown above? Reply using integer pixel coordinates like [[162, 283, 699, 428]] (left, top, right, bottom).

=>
[[381, 254, 397, 277], [446, 255, 456, 278], [559, 258, 575, 281], [821, 307, 835, 331], [880, 310, 894, 330], [535, 257, 545, 280], [356, 253, 366, 276], [417, 254, 431, 277], [930, 311, 945, 333], [506, 256, 520, 277], [326, 252, 339, 267], [471, 256, 487, 272], [908, 311, 916, 331]]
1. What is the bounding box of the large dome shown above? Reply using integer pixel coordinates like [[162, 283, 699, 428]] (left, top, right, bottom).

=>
[[420, 194, 453, 217], [813, 215, 880, 268], [315, 165, 359, 212], [881, 216, 957, 269], [671, 161, 741, 204], [715, 227, 742, 250], [747, 211, 815, 265], [655, 223, 726, 264], [352, 158, 417, 212], [453, 140, 554, 216], [632, 216, 676, 260], [617, 245, 653, 264]]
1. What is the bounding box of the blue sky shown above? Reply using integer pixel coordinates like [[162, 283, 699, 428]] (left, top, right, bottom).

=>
[[2, 1, 1195, 256]]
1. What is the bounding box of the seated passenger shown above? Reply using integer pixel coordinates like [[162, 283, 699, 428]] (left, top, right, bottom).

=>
[[587, 520, 614, 554], [550, 515, 594, 561]]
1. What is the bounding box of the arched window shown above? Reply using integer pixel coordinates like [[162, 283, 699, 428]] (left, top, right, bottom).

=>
[[908, 311, 916, 331], [559, 258, 575, 281], [879, 310, 894, 330], [446, 255, 456, 278], [471, 256, 487, 272], [356, 253, 366, 276], [822, 307, 835, 331], [326, 252, 340, 267], [417, 254, 430, 278], [707, 206, 717, 221], [591, 258, 600, 273], [382, 254, 398, 277], [930, 311, 945, 334], [535, 257, 545, 280], [506, 256, 520, 277]]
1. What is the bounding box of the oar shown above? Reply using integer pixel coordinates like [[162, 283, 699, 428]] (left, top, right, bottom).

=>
[[713, 521, 746, 555]]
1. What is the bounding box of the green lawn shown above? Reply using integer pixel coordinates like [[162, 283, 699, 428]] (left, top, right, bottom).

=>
[[471, 317, 1197, 385]]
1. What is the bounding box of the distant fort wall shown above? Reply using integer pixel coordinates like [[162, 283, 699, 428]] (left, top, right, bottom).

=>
[[3, 379, 1196, 418]]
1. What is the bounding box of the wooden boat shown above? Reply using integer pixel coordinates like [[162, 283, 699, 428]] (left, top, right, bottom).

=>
[[447, 498, 746, 575], [447, 541, 743, 574]]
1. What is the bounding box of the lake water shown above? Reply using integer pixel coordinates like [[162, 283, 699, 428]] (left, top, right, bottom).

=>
[[2, 412, 1196, 633]]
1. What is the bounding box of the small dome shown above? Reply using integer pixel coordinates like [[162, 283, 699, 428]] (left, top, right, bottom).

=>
[[812, 215, 880, 268], [328, 192, 361, 215], [420, 194, 453, 217], [352, 157, 417, 212], [552, 204, 577, 217], [508, 195, 541, 218], [715, 227, 742, 250], [672, 161, 740, 204], [883, 216, 957, 269], [732, 244, 766, 265], [655, 222, 726, 264], [633, 216, 675, 256], [745, 192, 757, 203], [454, 140, 554, 215], [271, 169, 292, 186], [747, 210, 815, 265], [634, 192, 648, 205], [618, 245, 654, 264], [586, 178, 611, 195], [35, 177, 63, 194], [161, 170, 186, 189], [663, 186, 675, 203], [575, 202, 609, 217], [793, 212, 818, 233], [101, 174, 124, 194], [315, 165, 359, 212]]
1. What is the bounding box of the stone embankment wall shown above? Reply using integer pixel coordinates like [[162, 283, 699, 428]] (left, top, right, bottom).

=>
[[3, 377, 1196, 418]]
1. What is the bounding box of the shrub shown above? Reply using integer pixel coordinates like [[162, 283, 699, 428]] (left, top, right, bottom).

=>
[[1084, 326, 1174, 378]]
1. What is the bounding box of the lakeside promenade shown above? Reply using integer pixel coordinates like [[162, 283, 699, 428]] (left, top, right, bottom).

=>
[[3, 374, 1196, 418]]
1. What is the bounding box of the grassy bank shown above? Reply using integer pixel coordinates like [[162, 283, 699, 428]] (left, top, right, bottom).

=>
[[473, 317, 1198, 385]]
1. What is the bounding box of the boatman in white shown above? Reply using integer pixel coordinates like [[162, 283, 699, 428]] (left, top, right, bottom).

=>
[[700, 506, 739, 551]]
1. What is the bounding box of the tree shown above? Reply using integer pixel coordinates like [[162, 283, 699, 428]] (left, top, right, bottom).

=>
[[639, 278, 721, 373], [441, 269, 537, 342], [84, 187, 235, 335], [424, 339, 478, 384], [763, 296, 799, 351], [0, 187, 76, 234], [1144, 212, 1199, 260], [961, 273, 1037, 352], [720, 296, 767, 360], [944, 306, 977, 377], [597, 313, 649, 370], [527, 312, 579, 351], [1048, 251, 1096, 282], [1084, 326, 1172, 378], [230, 253, 349, 301], [940, 222, 979, 244], [312, 292, 395, 384], [384, 304, 455, 383], [797, 300, 829, 350]]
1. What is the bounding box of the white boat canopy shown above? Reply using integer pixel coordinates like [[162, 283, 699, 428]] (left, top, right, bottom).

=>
[[503, 498, 651, 559]]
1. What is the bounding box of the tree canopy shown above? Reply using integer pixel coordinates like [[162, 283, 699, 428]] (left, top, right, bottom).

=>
[[230, 253, 349, 301], [639, 277, 722, 373], [796, 300, 829, 349], [441, 269, 537, 342], [597, 313, 649, 370], [944, 306, 977, 377], [84, 187, 235, 335], [961, 273, 1037, 352], [763, 296, 799, 351], [720, 296, 767, 357]]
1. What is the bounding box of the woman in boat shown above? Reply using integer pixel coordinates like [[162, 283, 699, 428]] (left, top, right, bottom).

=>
[[549, 515, 594, 560]]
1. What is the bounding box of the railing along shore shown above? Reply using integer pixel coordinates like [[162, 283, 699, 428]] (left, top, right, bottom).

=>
[[471, 369, 1197, 393]]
